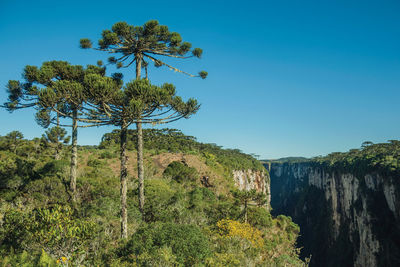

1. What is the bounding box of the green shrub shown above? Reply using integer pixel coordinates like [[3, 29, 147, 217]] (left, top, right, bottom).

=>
[[247, 207, 273, 228], [87, 158, 102, 168], [163, 161, 199, 183], [0, 250, 57, 267], [99, 150, 114, 159], [139, 179, 176, 222], [39, 160, 69, 177], [189, 187, 216, 206], [1, 205, 98, 264], [120, 222, 211, 266]]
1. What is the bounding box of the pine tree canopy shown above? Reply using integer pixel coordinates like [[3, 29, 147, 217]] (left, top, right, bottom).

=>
[[80, 20, 207, 79], [42, 126, 70, 145], [4, 60, 109, 127], [84, 76, 199, 127]]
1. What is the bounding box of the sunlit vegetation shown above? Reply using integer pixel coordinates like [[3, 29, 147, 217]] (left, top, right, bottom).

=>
[[101, 128, 265, 172], [0, 131, 304, 266], [1, 19, 304, 266], [315, 140, 400, 175]]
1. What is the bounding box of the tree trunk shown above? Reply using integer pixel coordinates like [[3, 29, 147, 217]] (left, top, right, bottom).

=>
[[137, 121, 144, 213], [135, 56, 146, 214], [136, 55, 142, 79], [244, 200, 248, 223], [70, 108, 78, 202], [55, 146, 60, 160], [120, 123, 128, 239], [55, 108, 60, 160]]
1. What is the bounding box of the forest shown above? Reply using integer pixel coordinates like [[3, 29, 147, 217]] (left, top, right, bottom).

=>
[[0, 20, 305, 266]]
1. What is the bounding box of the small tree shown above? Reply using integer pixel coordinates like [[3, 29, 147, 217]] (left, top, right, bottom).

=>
[[361, 141, 373, 149], [4, 131, 24, 154], [254, 192, 268, 207], [80, 20, 206, 213], [41, 126, 70, 160], [232, 189, 258, 223]]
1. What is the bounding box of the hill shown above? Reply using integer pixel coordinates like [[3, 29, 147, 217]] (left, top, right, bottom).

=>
[[0, 129, 305, 266]]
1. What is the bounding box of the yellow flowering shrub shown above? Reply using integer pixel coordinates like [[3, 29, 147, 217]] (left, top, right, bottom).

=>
[[216, 219, 264, 248]]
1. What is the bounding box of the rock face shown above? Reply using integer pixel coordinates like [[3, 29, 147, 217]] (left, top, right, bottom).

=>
[[269, 162, 400, 267], [233, 169, 271, 206]]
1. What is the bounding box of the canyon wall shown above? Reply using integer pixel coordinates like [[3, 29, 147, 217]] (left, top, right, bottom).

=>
[[233, 169, 271, 207], [269, 162, 400, 267]]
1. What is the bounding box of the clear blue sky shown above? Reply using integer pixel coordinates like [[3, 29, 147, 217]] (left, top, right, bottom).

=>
[[1, 0, 399, 159]]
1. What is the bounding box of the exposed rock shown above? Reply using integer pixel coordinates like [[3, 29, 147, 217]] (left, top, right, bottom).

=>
[[269, 162, 400, 267], [233, 169, 271, 207]]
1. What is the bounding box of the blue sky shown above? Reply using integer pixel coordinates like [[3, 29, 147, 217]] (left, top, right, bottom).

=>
[[0, 0, 399, 159]]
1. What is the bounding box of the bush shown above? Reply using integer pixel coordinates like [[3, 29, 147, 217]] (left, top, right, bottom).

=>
[[247, 207, 273, 228], [87, 158, 102, 168], [99, 150, 114, 159], [120, 222, 211, 266], [0, 153, 39, 190], [1, 205, 98, 264], [216, 219, 264, 248], [0, 250, 57, 267], [140, 179, 176, 222], [163, 161, 199, 183], [189, 187, 216, 207]]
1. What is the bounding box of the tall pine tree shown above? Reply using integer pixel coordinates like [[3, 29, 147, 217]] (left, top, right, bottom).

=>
[[4, 61, 106, 201], [80, 20, 206, 212], [85, 74, 199, 238]]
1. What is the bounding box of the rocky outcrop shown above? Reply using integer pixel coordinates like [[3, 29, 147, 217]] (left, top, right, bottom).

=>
[[269, 162, 400, 267], [233, 169, 271, 206]]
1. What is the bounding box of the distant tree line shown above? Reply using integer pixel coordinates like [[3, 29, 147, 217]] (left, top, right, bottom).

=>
[[100, 128, 265, 172], [314, 140, 400, 176]]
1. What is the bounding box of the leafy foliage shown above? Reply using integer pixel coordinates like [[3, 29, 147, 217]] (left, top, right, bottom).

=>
[[41, 126, 70, 159], [0, 250, 57, 267], [80, 20, 207, 78], [0, 131, 303, 265], [314, 140, 400, 175], [1, 205, 97, 264], [101, 128, 265, 171], [119, 222, 210, 266], [163, 161, 199, 183], [216, 219, 264, 248]]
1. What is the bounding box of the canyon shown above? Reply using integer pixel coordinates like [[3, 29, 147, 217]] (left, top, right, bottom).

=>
[[267, 161, 400, 267]]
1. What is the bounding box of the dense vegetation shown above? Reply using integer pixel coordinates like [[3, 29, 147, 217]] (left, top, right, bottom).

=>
[[4, 20, 205, 240], [101, 128, 265, 172], [0, 131, 305, 266], [1, 19, 305, 266], [314, 140, 400, 176]]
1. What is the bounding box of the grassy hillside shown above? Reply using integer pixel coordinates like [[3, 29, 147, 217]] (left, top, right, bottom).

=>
[[0, 129, 305, 266]]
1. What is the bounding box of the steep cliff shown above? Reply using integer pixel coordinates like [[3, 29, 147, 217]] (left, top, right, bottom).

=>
[[269, 161, 400, 267], [233, 169, 271, 206]]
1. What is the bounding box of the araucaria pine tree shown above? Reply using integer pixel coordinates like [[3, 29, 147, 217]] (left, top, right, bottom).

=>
[[4, 61, 106, 201], [80, 20, 207, 212], [85, 74, 199, 238], [41, 126, 70, 160]]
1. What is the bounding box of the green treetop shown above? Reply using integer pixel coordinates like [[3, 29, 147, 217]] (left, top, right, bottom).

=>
[[80, 20, 207, 79], [41, 126, 71, 160]]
